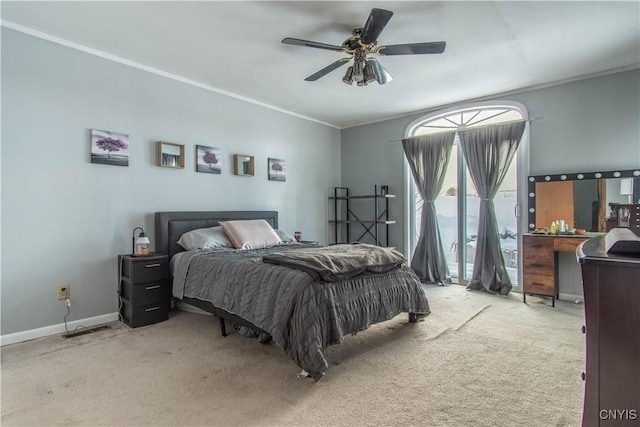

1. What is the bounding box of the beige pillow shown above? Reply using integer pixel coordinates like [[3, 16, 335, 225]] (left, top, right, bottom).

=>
[[220, 219, 282, 250]]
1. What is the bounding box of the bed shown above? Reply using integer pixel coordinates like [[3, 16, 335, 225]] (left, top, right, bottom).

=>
[[155, 210, 430, 381]]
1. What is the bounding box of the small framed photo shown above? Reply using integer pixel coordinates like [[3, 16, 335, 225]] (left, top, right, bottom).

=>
[[91, 129, 129, 166], [196, 145, 222, 174], [158, 141, 185, 169], [268, 158, 286, 182]]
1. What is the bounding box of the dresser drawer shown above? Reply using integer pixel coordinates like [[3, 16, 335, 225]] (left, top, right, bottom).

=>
[[121, 299, 170, 328], [121, 279, 169, 306], [122, 256, 169, 283], [553, 237, 587, 252], [523, 235, 553, 257], [523, 256, 554, 276], [523, 274, 555, 296]]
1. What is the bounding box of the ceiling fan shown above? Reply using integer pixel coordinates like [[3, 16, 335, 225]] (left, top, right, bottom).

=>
[[282, 8, 446, 86]]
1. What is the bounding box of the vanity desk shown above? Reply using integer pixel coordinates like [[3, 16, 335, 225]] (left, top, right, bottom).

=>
[[525, 167, 640, 306], [522, 233, 596, 306]]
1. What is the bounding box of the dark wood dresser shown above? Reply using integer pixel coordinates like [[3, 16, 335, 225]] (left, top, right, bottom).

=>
[[577, 234, 640, 426]]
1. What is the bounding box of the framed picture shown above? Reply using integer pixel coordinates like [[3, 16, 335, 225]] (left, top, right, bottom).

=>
[[90, 129, 129, 166], [157, 141, 184, 169], [196, 145, 222, 174], [268, 158, 286, 182], [233, 154, 255, 177]]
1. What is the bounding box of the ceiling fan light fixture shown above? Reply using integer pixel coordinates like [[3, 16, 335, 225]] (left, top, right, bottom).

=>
[[363, 62, 377, 84], [352, 59, 365, 82], [283, 8, 446, 85], [342, 66, 354, 85]]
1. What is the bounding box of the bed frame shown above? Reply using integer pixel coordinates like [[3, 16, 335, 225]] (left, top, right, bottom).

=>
[[154, 210, 279, 337]]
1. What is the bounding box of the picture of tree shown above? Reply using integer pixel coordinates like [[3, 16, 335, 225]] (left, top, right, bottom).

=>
[[91, 129, 129, 166], [268, 158, 286, 182], [196, 145, 222, 174]]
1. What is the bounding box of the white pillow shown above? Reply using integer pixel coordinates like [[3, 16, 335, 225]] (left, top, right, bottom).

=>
[[275, 229, 298, 243], [219, 219, 282, 250], [177, 226, 233, 250]]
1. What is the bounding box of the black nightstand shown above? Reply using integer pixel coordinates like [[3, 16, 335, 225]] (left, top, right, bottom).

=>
[[118, 253, 170, 328]]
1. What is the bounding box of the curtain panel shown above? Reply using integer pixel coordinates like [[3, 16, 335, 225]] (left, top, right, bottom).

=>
[[402, 132, 456, 284], [458, 121, 526, 295]]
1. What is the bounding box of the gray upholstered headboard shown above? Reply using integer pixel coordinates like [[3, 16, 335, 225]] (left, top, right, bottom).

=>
[[154, 211, 279, 258]]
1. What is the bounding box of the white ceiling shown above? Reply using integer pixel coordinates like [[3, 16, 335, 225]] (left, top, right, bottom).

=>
[[2, 1, 639, 128]]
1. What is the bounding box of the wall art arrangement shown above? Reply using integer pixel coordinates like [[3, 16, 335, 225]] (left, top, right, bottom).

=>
[[89, 130, 285, 181], [90, 129, 129, 166], [196, 145, 222, 174], [268, 158, 286, 182]]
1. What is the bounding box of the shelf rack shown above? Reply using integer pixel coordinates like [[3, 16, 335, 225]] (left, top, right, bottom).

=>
[[329, 185, 395, 246]]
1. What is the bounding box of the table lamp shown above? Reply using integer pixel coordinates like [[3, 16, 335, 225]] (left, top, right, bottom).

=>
[[132, 227, 150, 256]]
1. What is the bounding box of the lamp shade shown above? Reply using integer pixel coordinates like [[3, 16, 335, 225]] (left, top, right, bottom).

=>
[[135, 233, 150, 245]]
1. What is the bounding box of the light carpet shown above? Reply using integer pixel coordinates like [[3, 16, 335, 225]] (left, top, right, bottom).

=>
[[1, 285, 585, 426]]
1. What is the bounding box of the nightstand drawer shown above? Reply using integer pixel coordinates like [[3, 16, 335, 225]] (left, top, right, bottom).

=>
[[121, 279, 169, 305], [121, 299, 170, 328], [122, 256, 169, 283]]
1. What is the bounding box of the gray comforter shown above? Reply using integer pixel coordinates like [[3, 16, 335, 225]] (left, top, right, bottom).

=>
[[172, 243, 430, 381]]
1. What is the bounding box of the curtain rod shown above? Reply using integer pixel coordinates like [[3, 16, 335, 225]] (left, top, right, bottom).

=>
[[389, 116, 543, 143]]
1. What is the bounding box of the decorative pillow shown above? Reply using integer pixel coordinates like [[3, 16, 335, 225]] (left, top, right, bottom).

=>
[[275, 229, 298, 243], [220, 219, 282, 250], [177, 226, 233, 250]]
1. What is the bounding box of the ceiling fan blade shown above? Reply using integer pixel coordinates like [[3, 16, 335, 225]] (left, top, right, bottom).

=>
[[282, 37, 344, 52], [360, 8, 394, 45], [367, 58, 393, 85], [379, 41, 446, 55], [305, 58, 351, 81]]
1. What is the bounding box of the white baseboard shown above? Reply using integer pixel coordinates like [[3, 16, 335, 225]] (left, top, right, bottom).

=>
[[558, 293, 584, 304], [1, 312, 119, 346]]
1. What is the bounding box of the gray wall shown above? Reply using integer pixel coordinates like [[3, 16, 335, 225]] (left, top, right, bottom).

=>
[[341, 69, 640, 255], [1, 29, 341, 336], [341, 69, 640, 297]]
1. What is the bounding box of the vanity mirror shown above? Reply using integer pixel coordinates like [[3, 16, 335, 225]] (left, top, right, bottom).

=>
[[528, 169, 640, 232], [157, 141, 184, 169], [233, 154, 255, 176]]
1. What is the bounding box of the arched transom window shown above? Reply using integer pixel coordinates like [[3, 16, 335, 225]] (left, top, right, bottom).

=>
[[413, 105, 524, 136]]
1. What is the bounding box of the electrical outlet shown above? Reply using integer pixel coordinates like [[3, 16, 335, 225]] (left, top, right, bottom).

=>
[[57, 284, 69, 301]]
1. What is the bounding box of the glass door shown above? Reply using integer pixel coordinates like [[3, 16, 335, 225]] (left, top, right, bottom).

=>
[[410, 103, 525, 286]]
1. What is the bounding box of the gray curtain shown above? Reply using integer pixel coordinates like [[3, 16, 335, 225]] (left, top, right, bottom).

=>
[[402, 132, 456, 284], [458, 121, 526, 295]]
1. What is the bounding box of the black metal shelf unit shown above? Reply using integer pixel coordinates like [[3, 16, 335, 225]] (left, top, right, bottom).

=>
[[329, 185, 395, 246]]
